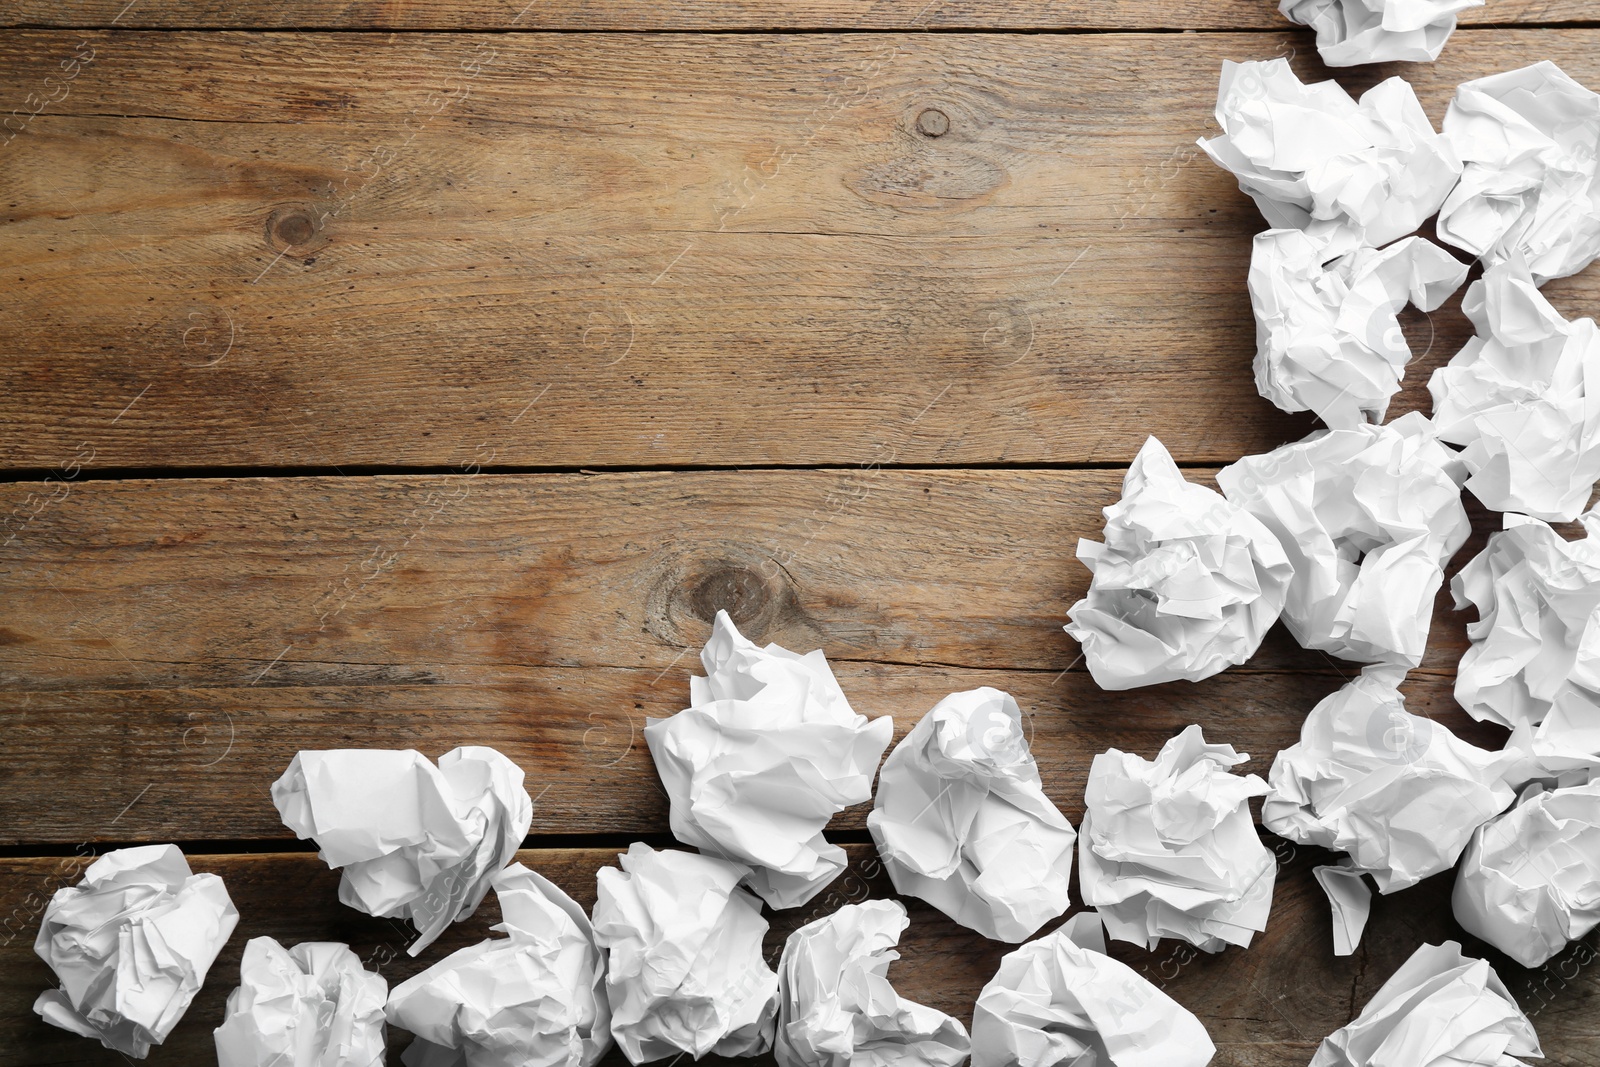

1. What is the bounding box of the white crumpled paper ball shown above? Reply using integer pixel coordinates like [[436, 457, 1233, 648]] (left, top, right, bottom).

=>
[[1064, 436, 1292, 690], [1310, 941, 1541, 1067], [1454, 776, 1600, 968], [1438, 61, 1600, 285], [386, 863, 611, 1067], [645, 610, 893, 909], [592, 844, 777, 1063], [1199, 59, 1461, 249], [34, 844, 239, 1058], [868, 687, 1076, 942], [774, 899, 970, 1067], [1078, 725, 1274, 953], [970, 912, 1215, 1067], [272, 745, 533, 956], [1250, 229, 1466, 428], [1264, 666, 1515, 896], [1279, 0, 1482, 67], [1452, 510, 1600, 739], [1430, 260, 1600, 522], [215, 939, 387, 1067], [1218, 412, 1470, 667]]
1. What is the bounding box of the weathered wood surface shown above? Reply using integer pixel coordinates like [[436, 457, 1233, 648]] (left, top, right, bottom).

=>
[[0, 468, 1522, 845], [2, 30, 1598, 470], [3, 847, 1597, 1067], [0, 0, 1590, 30]]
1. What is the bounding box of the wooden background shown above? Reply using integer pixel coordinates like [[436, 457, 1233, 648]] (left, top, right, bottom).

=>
[[2, 2, 1598, 1064]]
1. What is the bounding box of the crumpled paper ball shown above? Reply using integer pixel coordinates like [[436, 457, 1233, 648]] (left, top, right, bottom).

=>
[[1217, 412, 1470, 667], [215, 939, 387, 1067], [774, 899, 970, 1067], [1250, 229, 1466, 428], [385, 863, 611, 1067], [1430, 259, 1600, 521], [1452, 510, 1600, 737], [1454, 774, 1600, 968], [1077, 725, 1274, 953], [1278, 0, 1482, 67], [1199, 59, 1461, 249], [1264, 666, 1515, 897], [1309, 941, 1541, 1067], [1064, 436, 1293, 690], [1438, 60, 1600, 285], [592, 844, 777, 1063], [645, 609, 893, 909], [272, 745, 533, 956], [970, 911, 1215, 1067], [868, 687, 1076, 942], [34, 844, 239, 1058]]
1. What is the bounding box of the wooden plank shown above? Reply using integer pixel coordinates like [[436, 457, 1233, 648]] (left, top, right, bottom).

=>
[[2, 667, 1486, 846], [2, 30, 1598, 469], [0, 469, 1504, 685], [2, 847, 1596, 1066], [0, 0, 1588, 30]]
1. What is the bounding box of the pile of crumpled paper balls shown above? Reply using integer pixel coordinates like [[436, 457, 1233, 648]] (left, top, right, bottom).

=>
[[29, 4, 1600, 1066]]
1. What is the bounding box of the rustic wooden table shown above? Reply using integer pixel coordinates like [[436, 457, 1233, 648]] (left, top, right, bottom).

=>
[[2, 2, 1598, 1064]]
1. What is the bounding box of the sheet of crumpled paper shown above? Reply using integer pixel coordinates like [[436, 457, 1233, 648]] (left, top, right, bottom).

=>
[[645, 610, 893, 910], [385, 863, 611, 1067], [868, 687, 1076, 942], [272, 746, 532, 956], [34, 844, 239, 1058], [774, 899, 970, 1067], [1453, 510, 1600, 737], [1064, 436, 1292, 689], [1454, 773, 1600, 969], [1438, 60, 1600, 285], [1218, 412, 1470, 667], [215, 939, 386, 1067], [1078, 725, 1274, 953], [1309, 941, 1542, 1067], [1430, 259, 1600, 521], [970, 911, 1215, 1067], [1251, 229, 1466, 427], [1199, 59, 1461, 249], [593, 844, 777, 1063], [1279, 0, 1482, 66], [1264, 666, 1515, 907]]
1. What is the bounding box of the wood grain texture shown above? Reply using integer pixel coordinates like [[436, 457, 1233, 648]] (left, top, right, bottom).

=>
[[0, 469, 1521, 844], [2, 847, 1596, 1067], [0, 0, 1591, 30], [2, 30, 1598, 469]]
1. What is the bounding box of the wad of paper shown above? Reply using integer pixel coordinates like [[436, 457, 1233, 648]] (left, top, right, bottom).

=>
[[1454, 773, 1600, 968], [272, 745, 533, 956], [385, 863, 611, 1067], [1064, 436, 1293, 689], [1278, 0, 1482, 67], [1264, 666, 1515, 946], [1438, 61, 1600, 284], [593, 844, 777, 1063], [1199, 59, 1461, 249], [645, 610, 893, 909], [970, 911, 1215, 1067], [774, 899, 970, 1067], [215, 939, 386, 1067], [1309, 941, 1541, 1067], [34, 844, 239, 1058], [1430, 259, 1600, 521], [1251, 229, 1466, 427], [1217, 412, 1470, 666], [1078, 725, 1274, 953], [1452, 510, 1600, 739], [868, 687, 1076, 942]]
